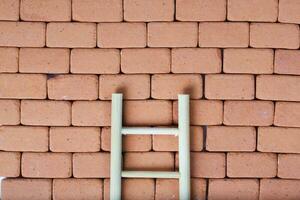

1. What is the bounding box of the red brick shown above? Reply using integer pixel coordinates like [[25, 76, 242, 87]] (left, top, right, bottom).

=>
[[0, 22, 45, 47], [71, 49, 120, 74], [228, 0, 278, 22], [227, 153, 277, 178], [124, 0, 174, 22], [278, 0, 300, 24], [2, 179, 52, 200], [98, 23, 146, 48], [50, 127, 100, 152], [22, 153, 72, 178], [20, 0, 71, 21], [0, 152, 20, 177], [224, 101, 274, 126], [274, 102, 300, 127], [0, 0, 19, 20], [19, 48, 69, 73], [171, 48, 221, 73], [206, 126, 256, 152], [152, 74, 202, 99], [258, 127, 300, 153], [47, 22, 96, 48], [0, 126, 48, 152], [48, 75, 98, 100], [53, 179, 102, 200], [278, 154, 300, 179], [275, 50, 300, 75], [208, 179, 259, 200], [174, 100, 223, 125], [0, 47, 18, 72], [260, 179, 300, 200], [121, 48, 170, 74], [256, 75, 300, 101], [0, 74, 46, 99], [99, 74, 150, 100], [250, 23, 300, 49], [176, 0, 226, 21], [205, 74, 254, 100], [101, 127, 152, 152], [72, 0, 122, 22], [199, 22, 249, 47], [124, 152, 174, 171], [73, 153, 110, 178], [0, 100, 20, 125], [21, 100, 71, 126], [223, 48, 274, 74], [148, 22, 198, 47]]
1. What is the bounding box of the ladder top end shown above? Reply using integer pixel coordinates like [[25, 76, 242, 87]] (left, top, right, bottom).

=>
[[112, 93, 123, 97], [178, 94, 190, 98]]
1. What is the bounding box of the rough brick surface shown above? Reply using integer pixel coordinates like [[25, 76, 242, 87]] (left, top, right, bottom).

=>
[[278, 154, 300, 179], [0, 0, 19, 21], [0, 152, 20, 177], [274, 102, 300, 127], [278, 0, 300, 24], [0, 100, 20, 125], [275, 50, 300, 75], [0, 47, 18, 72]]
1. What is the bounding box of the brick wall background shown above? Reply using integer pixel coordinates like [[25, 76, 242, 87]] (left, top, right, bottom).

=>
[[0, 0, 300, 199]]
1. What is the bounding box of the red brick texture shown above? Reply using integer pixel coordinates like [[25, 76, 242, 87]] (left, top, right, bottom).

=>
[[0, 0, 300, 199]]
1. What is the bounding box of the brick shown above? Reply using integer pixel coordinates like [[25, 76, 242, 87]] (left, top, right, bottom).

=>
[[228, 0, 278, 22], [223, 48, 274, 74], [73, 153, 110, 178], [21, 100, 71, 126], [0, 47, 18, 72], [98, 23, 146, 48], [50, 127, 100, 152], [148, 22, 198, 47], [0, 22, 45, 47], [256, 75, 300, 101], [124, 152, 174, 171], [258, 127, 300, 153], [0, 126, 48, 152], [208, 179, 259, 200], [48, 75, 98, 100], [275, 50, 300, 75], [125, 0, 173, 22], [153, 126, 203, 151], [22, 153, 72, 178], [224, 101, 274, 126], [206, 126, 256, 152], [205, 74, 254, 100], [0, 74, 46, 99], [20, 0, 71, 21], [0, 0, 19, 20], [71, 49, 120, 74], [278, 154, 300, 179], [274, 102, 300, 127], [101, 127, 152, 152], [227, 153, 277, 178], [72, 0, 122, 22], [99, 74, 150, 100], [152, 74, 203, 99], [174, 100, 223, 125], [121, 48, 170, 74], [2, 179, 52, 200], [176, 0, 226, 21], [260, 179, 300, 200], [53, 179, 102, 200], [72, 101, 110, 126], [199, 22, 249, 47], [0, 152, 20, 177], [278, 0, 300, 24], [0, 100, 20, 125], [19, 48, 69, 73], [171, 48, 221, 73], [47, 23, 96, 48], [250, 23, 300, 49]]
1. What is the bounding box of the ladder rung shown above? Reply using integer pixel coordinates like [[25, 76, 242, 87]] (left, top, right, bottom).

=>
[[122, 171, 180, 179], [121, 127, 179, 135]]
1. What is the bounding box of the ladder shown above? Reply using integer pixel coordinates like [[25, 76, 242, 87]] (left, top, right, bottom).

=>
[[110, 93, 191, 200]]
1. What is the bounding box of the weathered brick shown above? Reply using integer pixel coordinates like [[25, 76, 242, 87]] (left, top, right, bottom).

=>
[[148, 22, 198, 47], [278, 0, 300, 24], [0, 152, 20, 177], [0, 100, 20, 125], [0, 47, 18, 72], [278, 154, 300, 179], [0, 126, 48, 152], [199, 22, 249, 47], [275, 50, 300, 75], [274, 102, 300, 127], [0, 0, 19, 20]]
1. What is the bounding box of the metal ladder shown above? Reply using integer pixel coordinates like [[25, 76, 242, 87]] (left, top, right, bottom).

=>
[[110, 93, 191, 200]]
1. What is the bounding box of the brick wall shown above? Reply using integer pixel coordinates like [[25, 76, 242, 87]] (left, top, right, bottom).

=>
[[0, 0, 300, 199]]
